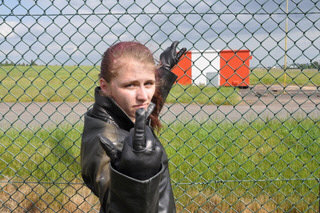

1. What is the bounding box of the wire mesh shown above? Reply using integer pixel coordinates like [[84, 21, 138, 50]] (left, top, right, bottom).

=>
[[0, 0, 319, 212]]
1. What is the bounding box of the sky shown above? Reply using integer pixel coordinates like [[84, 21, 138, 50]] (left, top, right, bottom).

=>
[[0, 0, 319, 67]]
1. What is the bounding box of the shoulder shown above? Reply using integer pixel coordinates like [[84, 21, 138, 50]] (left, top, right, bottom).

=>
[[82, 111, 129, 150]]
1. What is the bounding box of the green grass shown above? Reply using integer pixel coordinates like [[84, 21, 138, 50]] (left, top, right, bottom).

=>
[[251, 68, 320, 86], [163, 118, 320, 182], [1, 119, 319, 211], [0, 124, 82, 183], [0, 65, 99, 102], [167, 84, 241, 105], [163, 118, 320, 211]]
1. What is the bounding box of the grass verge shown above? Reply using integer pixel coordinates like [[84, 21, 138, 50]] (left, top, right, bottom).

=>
[[1, 118, 319, 211]]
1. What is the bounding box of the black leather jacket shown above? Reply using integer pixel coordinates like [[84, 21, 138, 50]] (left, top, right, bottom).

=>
[[80, 68, 177, 213]]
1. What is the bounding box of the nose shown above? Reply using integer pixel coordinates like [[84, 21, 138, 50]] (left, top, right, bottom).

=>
[[136, 86, 148, 102]]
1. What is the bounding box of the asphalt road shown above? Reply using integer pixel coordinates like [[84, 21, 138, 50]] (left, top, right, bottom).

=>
[[1, 85, 319, 129]]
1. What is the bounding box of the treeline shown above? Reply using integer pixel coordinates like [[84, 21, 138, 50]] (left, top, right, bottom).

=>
[[1, 60, 37, 66], [293, 61, 320, 69]]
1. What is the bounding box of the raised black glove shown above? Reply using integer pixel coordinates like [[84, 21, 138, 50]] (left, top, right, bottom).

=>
[[160, 41, 187, 71], [99, 108, 162, 180]]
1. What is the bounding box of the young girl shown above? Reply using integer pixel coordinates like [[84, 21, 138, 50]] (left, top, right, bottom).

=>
[[80, 41, 186, 213]]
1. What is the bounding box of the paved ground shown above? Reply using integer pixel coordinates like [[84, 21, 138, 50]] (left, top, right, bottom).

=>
[[0, 85, 319, 129], [164, 85, 319, 122]]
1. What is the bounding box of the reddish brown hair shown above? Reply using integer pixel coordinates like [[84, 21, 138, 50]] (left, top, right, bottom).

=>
[[100, 41, 162, 130]]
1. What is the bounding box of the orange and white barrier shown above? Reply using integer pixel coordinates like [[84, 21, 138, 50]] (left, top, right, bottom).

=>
[[172, 49, 252, 87]]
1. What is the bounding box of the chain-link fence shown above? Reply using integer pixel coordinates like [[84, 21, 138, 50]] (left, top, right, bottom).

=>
[[1, 1, 320, 212]]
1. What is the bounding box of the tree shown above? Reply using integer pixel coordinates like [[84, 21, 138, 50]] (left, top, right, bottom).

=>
[[311, 61, 319, 69], [30, 59, 37, 66]]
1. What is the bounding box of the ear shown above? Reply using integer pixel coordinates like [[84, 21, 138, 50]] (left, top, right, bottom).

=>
[[99, 78, 110, 96]]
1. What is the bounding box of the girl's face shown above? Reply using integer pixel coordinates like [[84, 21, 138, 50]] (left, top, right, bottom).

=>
[[100, 59, 156, 122]]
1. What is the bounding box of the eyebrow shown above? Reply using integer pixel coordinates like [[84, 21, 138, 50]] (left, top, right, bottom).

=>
[[121, 78, 155, 84]]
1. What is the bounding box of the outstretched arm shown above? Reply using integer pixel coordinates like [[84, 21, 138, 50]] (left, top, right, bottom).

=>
[[157, 41, 187, 104]]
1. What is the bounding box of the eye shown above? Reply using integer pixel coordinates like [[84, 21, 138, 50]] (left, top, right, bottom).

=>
[[125, 83, 135, 88], [145, 80, 155, 87]]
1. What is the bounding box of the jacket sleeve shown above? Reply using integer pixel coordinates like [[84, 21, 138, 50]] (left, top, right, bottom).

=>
[[104, 163, 164, 213], [157, 67, 178, 107], [81, 121, 111, 205], [81, 115, 125, 206], [157, 153, 176, 213]]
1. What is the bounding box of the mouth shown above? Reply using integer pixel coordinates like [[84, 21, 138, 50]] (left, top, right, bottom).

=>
[[133, 103, 148, 109]]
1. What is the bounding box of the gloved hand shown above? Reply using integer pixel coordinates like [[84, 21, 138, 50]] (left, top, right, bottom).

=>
[[160, 41, 187, 71], [99, 108, 162, 180]]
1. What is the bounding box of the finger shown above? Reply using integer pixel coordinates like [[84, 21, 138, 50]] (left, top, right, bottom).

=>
[[133, 108, 146, 151], [99, 135, 119, 162], [176, 47, 187, 60], [170, 41, 179, 50]]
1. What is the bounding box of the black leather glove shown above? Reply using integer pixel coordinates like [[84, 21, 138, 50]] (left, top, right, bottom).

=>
[[99, 108, 162, 180], [160, 41, 187, 71]]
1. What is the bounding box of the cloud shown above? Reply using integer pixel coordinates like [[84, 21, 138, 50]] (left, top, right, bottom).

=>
[[0, 21, 18, 38], [0, 0, 319, 66]]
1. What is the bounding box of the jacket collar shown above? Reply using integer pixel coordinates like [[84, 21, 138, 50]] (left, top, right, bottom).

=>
[[90, 87, 155, 131]]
